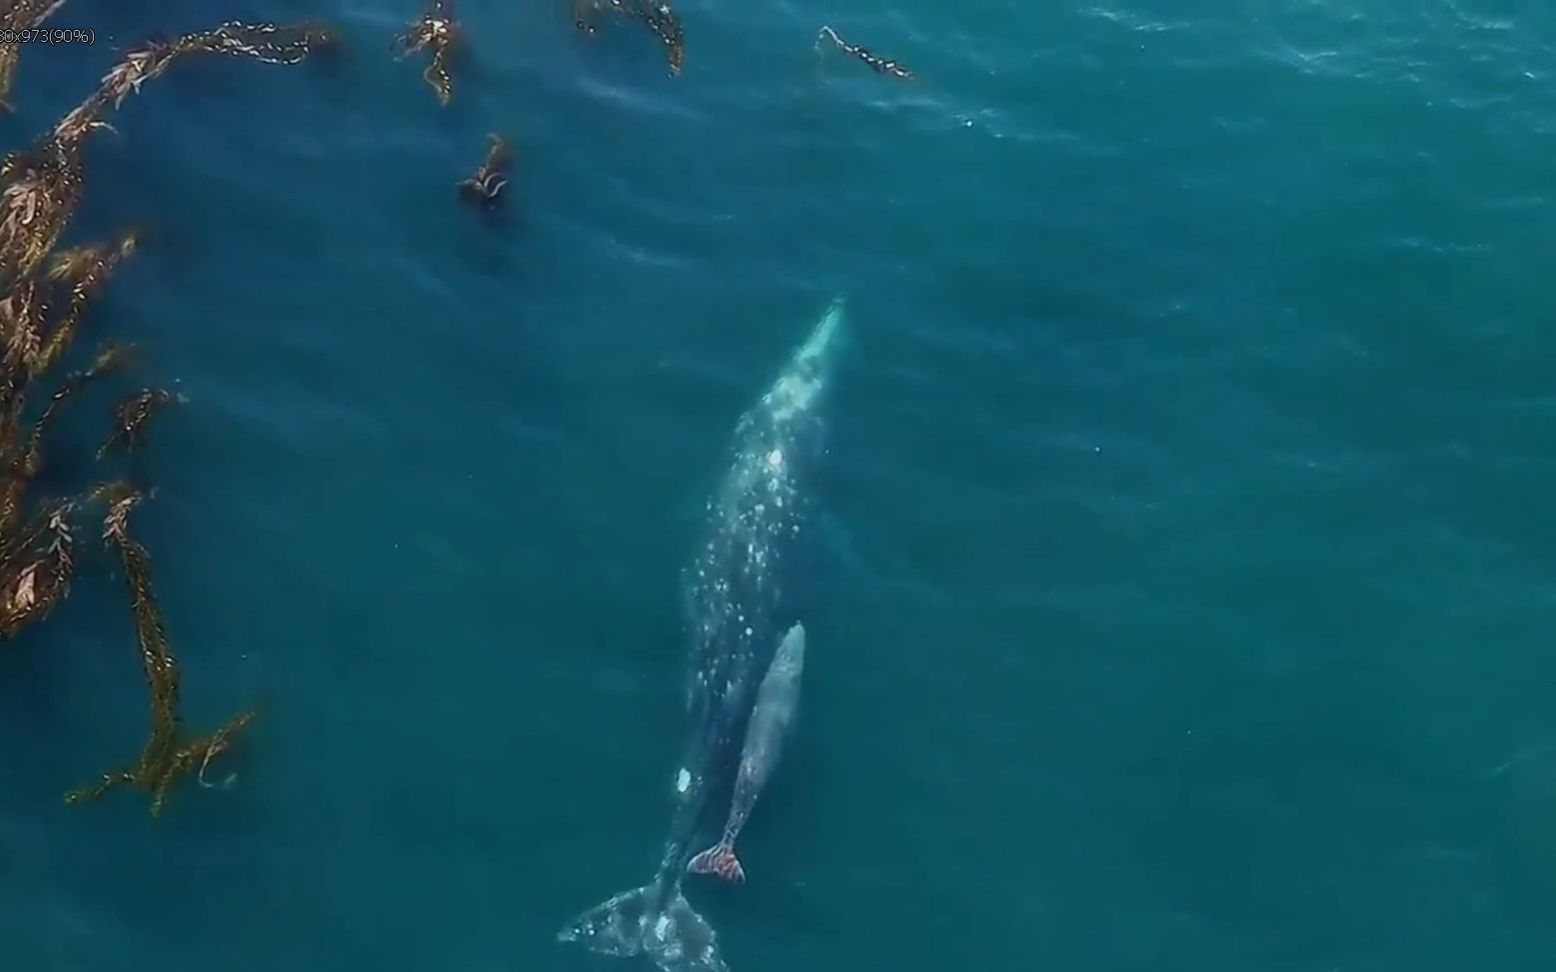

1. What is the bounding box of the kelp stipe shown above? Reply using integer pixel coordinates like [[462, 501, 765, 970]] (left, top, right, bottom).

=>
[[65, 490, 260, 816], [816, 26, 914, 80], [395, 0, 461, 105]]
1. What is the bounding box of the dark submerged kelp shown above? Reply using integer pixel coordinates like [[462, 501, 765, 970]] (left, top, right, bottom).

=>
[[459, 134, 514, 209], [395, 0, 461, 105], [574, 0, 685, 76], [99, 388, 182, 458], [0, 129, 90, 287], [816, 26, 914, 80], [65, 490, 261, 816]]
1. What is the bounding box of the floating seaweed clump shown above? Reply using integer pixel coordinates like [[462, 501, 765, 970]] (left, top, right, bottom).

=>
[[459, 134, 514, 209], [395, 0, 461, 105], [66, 490, 260, 816], [99, 387, 182, 457], [816, 26, 914, 80], [0, 0, 67, 111], [574, 0, 685, 76]]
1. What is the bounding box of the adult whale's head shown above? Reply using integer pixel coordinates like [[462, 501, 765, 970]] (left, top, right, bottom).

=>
[[761, 297, 845, 428]]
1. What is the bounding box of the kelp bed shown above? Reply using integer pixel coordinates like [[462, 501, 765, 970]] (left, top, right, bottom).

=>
[[0, 17, 333, 815]]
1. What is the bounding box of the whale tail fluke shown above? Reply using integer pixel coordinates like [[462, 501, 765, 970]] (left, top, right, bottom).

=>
[[688, 842, 746, 884], [557, 885, 650, 957], [559, 884, 728, 972]]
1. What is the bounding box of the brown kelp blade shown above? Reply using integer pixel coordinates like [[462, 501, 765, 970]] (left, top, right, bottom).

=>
[[0, 481, 125, 641], [0, 276, 48, 372], [816, 26, 914, 80], [0, 143, 86, 286], [0, 231, 135, 545], [0, 501, 73, 638]]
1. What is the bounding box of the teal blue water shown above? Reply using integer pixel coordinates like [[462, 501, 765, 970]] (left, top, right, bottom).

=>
[[3, 0, 1556, 969]]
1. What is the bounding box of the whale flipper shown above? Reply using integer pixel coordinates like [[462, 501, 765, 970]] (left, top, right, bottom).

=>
[[559, 886, 727, 972]]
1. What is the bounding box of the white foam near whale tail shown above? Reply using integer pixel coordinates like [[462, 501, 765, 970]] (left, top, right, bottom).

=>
[[558, 885, 728, 972], [765, 297, 846, 423]]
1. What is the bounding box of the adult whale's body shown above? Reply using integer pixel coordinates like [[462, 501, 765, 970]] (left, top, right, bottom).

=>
[[559, 300, 844, 972]]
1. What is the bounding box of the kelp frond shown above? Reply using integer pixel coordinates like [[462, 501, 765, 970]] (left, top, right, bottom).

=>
[[99, 387, 181, 457], [67, 491, 258, 816], [38, 231, 137, 372]]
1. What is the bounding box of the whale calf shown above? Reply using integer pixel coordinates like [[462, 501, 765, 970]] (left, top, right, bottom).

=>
[[688, 621, 805, 884], [558, 299, 844, 972]]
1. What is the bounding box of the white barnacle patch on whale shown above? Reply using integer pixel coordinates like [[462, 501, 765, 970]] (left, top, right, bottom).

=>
[[767, 449, 783, 468], [676, 768, 691, 793], [654, 913, 672, 942]]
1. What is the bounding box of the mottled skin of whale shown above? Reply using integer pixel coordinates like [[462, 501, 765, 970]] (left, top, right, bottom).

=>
[[688, 622, 805, 884], [559, 300, 844, 972]]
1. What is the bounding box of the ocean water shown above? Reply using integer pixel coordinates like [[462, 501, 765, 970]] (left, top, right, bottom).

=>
[[2, 0, 1555, 969]]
